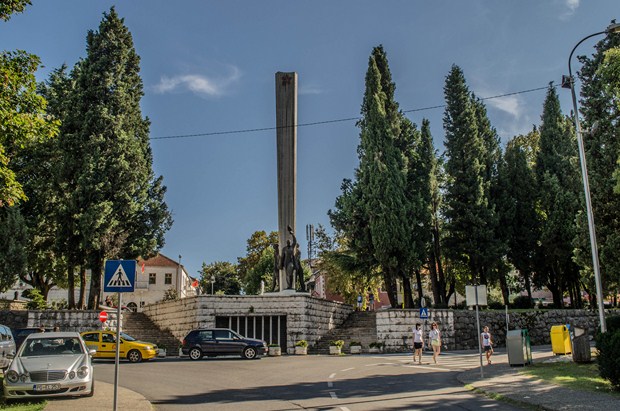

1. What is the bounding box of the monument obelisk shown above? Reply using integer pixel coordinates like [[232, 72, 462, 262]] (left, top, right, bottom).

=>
[[275, 72, 297, 292]]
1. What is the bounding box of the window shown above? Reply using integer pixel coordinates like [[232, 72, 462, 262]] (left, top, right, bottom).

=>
[[149, 273, 156, 285], [82, 333, 99, 343], [165, 273, 172, 285], [214, 330, 232, 340], [199, 330, 213, 340]]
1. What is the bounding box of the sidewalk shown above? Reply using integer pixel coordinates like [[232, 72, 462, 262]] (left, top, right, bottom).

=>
[[44, 380, 152, 411], [458, 347, 620, 410]]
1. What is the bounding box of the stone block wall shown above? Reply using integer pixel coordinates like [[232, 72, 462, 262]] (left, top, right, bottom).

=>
[[0, 310, 28, 329], [376, 309, 455, 351], [141, 295, 353, 350], [27, 310, 112, 332]]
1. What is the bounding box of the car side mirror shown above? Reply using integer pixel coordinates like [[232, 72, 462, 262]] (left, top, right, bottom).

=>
[[89, 349, 97, 356]]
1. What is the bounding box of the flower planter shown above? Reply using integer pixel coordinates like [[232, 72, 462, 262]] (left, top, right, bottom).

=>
[[295, 346, 307, 355], [268, 346, 282, 356], [329, 346, 341, 355], [158, 348, 167, 358], [368, 347, 384, 354], [350, 345, 362, 354]]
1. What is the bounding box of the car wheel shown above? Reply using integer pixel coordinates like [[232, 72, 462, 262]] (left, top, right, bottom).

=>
[[243, 346, 257, 360], [127, 349, 142, 363], [86, 379, 95, 397], [189, 347, 203, 360]]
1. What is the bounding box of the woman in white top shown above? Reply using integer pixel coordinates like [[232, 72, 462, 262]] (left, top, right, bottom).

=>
[[429, 322, 441, 364], [481, 326, 493, 364], [412, 323, 424, 364]]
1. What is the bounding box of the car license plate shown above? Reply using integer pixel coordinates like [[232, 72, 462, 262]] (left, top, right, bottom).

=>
[[33, 384, 61, 391]]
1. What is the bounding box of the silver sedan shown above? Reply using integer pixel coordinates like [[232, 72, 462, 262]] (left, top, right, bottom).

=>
[[3, 332, 95, 400]]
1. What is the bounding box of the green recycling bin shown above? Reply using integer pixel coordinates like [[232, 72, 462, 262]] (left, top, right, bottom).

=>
[[507, 329, 532, 366], [550, 325, 571, 355]]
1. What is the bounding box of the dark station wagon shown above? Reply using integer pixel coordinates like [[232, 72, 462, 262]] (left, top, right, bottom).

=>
[[181, 328, 267, 360]]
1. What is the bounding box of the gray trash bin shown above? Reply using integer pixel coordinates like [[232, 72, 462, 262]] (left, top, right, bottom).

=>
[[507, 329, 532, 366]]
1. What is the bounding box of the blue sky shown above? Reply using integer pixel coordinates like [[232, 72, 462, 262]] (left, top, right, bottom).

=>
[[2, 0, 617, 279]]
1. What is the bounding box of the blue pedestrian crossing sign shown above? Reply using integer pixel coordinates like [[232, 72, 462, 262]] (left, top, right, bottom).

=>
[[419, 307, 429, 319], [104, 260, 136, 293]]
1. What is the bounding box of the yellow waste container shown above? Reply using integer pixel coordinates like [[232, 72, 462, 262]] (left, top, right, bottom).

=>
[[550, 325, 572, 355]]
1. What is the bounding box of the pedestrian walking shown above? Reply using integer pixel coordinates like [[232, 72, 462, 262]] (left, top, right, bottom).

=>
[[481, 326, 494, 365], [368, 291, 375, 311], [356, 294, 363, 311], [413, 323, 424, 364], [429, 322, 441, 364]]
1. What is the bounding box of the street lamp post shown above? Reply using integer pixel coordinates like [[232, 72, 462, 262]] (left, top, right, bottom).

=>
[[565, 22, 620, 333], [211, 275, 215, 295]]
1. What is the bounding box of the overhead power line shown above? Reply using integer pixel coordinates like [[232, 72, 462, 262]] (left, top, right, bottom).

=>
[[150, 84, 553, 141]]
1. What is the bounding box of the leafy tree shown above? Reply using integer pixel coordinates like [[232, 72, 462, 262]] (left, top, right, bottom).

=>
[[442, 65, 489, 285], [497, 136, 540, 299], [58, 8, 172, 309], [0, 50, 59, 207], [244, 246, 275, 295], [577, 30, 620, 303], [0, 0, 31, 21], [535, 86, 582, 307], [237, 230, 278, 291], [0, 207, 27, 291], [199, 261, 241, 295]]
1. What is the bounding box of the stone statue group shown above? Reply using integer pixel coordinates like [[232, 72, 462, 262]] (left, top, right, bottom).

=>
[[272, 226, 306, 292]]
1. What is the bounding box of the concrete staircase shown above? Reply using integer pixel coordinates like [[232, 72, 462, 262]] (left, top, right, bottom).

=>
[[122, 311, 181, 355], [309, 311, 377, 354]]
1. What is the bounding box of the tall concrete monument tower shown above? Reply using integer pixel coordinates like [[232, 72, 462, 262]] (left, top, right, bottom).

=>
[[275, 72, 297, 292]]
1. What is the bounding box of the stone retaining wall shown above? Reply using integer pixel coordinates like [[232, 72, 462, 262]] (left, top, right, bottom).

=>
[[376, 308, 610, 351], [141, 295, 353, 350]]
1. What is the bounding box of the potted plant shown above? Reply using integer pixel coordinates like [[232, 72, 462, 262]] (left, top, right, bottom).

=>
[[329, 340, 344, 355], [157, 344, 167, 358], [294, 340, 308, 355], [349, 341, 362, 354], [369, 342, 384, 354], [268, 343, 282, 356]]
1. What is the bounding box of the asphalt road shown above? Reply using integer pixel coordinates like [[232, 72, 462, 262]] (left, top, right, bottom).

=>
[[91, 351, 524, 410]]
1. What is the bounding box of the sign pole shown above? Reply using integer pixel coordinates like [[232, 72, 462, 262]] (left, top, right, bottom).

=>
[[475, 285, 484, 378], [113, 292, 122, 411]]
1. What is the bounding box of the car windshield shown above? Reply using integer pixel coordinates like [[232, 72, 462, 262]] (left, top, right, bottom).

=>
[[21, 337, 84, 357], [120, 332, 136, 342]]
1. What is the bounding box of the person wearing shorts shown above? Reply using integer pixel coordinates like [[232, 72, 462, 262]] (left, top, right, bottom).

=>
[[413, 323, 424, 364], [429, 322, 441, 364], [481, 326, 493, 364]]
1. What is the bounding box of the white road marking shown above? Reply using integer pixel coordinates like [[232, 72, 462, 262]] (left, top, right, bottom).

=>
[[340, 408, 351, 411], [329, 373, 336, 379], [402, 364, 452, 372], [340, 367, 355, 372], [329, 391, 338, 399]]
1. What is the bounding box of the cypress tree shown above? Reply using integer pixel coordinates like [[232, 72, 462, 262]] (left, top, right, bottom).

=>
[[62, 8, 172, 308], [442, 65, 488, 284], [576, 27, 620, 302]]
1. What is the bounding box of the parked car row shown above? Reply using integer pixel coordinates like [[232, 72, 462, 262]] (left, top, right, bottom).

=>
[[0, 324, 267, 401]]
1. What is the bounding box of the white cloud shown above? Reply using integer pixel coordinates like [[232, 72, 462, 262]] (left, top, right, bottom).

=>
[[485, 94, 523, 118], [153, 66, 241, 97], [559, 0, 580, 21]]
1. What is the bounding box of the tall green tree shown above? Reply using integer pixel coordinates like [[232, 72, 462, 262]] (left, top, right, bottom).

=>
[[60, 8, 172, 309], [237, 230, 278, 292], [497, 135, 540, 300], [199, 261, 241, 295], [0, 0, 31, 21], [442, 65, 490, 285], [535, 85, 581, 307], [0, 50, 59, 207], [577, 30, 620, 302]]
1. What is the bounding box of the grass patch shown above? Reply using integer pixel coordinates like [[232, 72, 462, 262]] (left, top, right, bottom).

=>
[[0, 376, 46, 410], [521, 361, 620, 397]]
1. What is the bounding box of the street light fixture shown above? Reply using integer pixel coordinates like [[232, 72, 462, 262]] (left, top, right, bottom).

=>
[[210, 275, 215, 295], [564, 22, 620, 333]]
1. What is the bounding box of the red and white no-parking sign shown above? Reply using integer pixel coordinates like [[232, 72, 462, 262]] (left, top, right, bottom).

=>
[[99, 311, 108, 323]]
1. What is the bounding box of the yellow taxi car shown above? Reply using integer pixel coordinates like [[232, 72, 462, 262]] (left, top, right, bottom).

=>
[[80, 330, 157, 363]]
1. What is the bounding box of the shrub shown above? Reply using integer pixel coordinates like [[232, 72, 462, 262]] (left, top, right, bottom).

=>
[[330, 340, 344, 348], [268, 343, 280, 348], [488, 301, 504, 310], [596, 328, 620, 389], [605, 315, 620, 333], [349, 341, 361, 347], [512, 295, 534, 309], [25, 288, 47, 309], [369, 342, 384, 349], [295, 340, 308, 347]]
